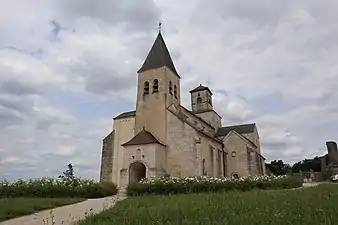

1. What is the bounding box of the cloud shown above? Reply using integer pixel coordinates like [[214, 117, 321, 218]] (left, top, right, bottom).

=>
[[1, 0, 338, 181]]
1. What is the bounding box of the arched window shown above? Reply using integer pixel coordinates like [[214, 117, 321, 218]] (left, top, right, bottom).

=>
[[143, 81, 149, 95], [152, 79, 159, 93], [169, 81, 173, 95], [197, 97, 202, 104], [174, 85, 177, 98]]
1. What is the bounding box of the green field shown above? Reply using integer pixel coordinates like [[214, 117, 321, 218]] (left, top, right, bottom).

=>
[[0, 197, 85, 222], [79, 184, 338, 225]]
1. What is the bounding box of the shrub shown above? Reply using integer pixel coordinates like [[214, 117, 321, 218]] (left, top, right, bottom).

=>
[[126, 175, 303, 196], [0, 178, 118, 198]]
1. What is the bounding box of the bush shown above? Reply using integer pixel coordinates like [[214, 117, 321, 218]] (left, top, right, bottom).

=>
[[126, 175, 303, 196], [0, 178, 118, 198]]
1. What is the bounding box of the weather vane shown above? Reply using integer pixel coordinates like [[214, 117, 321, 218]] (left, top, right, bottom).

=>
[[158, 21, 162, 32]]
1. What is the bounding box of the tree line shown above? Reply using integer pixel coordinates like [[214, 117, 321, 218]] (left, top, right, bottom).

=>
[[266, 154, 328, 175]]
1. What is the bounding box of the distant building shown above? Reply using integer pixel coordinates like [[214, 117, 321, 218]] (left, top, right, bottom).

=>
[[100, 30, 266, 188], [322, 141, 338, 175]]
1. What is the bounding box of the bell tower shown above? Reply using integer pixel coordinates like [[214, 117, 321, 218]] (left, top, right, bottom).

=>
[[190, 84, 222, 129], [134, 28, 180, 142]]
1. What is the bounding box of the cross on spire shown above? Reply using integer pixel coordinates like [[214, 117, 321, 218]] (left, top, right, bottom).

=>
[[158, 21, 162, 32]]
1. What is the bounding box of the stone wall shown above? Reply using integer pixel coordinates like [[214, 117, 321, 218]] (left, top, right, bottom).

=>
[[166, 108, 224, 177], [112, 116, 136, 186], [222, 132, 258, 177], [166, 110, 200, 177], [100, 131, 114, 182], [194, 110, 222, 130]]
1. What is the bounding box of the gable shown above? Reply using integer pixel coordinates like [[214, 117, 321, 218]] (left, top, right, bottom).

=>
[[121, 129, 166, 147], [223, 130, 257, 148]]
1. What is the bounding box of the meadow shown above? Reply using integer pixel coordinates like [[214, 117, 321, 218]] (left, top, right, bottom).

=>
[[79, 184, 338, 225]]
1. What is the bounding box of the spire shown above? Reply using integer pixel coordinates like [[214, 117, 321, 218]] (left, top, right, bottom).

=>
[[137, 26, 179, 77]]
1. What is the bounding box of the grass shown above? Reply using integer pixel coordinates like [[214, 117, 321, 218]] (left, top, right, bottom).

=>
[[79, 184, 338, 225], [0, 197, 85, 222]]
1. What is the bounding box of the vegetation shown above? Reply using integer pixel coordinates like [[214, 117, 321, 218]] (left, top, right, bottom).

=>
[[266, 156, 326, 175], [126, 175, 302, 196], [79, 184, 338, 225], [0, 197, 84, 222], [59, 163, 75, 180], [0, 178, 118, 198]]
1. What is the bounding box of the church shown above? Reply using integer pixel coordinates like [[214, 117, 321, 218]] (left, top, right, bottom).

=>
[[100, 30, 266, 188]]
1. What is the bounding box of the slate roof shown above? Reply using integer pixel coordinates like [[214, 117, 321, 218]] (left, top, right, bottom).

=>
[[113, 110, 136, 120], [189, 84, 213, 95], [121, 129, 166, 147], [216, 123, 256, 137], [137, 31, 179, 77]]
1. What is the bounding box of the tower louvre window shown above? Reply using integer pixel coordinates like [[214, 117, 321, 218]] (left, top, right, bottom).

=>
[[152, 79, 159, 93], [143, 81, 150, 95], [169, 81, 173, 95], [174, 85, 177, 98], [197, 97, 202, 104]]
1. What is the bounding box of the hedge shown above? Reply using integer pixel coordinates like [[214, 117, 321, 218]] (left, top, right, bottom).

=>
[[126, 175, 303, 196], [0, 178, 118, 198]]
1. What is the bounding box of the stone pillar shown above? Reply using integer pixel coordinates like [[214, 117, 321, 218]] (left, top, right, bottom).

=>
[[194, 137, 202, 176], [261, 157, 266, 175], [219, 150, 224, 177], [213, 147, 217, 177]]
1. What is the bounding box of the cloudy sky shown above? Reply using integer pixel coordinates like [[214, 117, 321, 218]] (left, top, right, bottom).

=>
[[1, 0, 338, 181]]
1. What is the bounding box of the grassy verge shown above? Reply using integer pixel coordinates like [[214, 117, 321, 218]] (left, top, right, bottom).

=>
[[79, 184, 337, 225], [0, 197, 85, 222]]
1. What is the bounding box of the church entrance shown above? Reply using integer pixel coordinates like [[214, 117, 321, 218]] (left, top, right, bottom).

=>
[[129, 162, 146, 184]]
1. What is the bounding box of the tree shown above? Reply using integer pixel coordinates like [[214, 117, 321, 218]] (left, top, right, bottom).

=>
[[266, 160, 290, 175], [291, 156, 323, 173], [59, 163, 75, 179]]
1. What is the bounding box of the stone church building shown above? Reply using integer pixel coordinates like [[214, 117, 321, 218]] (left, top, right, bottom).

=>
[[100, 31, 266, 188]]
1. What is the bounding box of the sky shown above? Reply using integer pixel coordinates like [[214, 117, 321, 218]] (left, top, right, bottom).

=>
[[1, 0, 338, 181]]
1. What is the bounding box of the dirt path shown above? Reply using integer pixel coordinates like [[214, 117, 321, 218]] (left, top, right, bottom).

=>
[[0, 193, 126, 225]]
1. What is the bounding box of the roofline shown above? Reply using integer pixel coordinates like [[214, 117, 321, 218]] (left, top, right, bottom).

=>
[[222, 130, 257, 148], [167, 106, 223, 145], [194, 109, 222, 119], [137, 66, 181, 79], [102, 130, 114, 141], [189, 87, 213, 95], [113, 110, 136, 120], [178, 105, 215, 131], [122, 142, 166, 147]]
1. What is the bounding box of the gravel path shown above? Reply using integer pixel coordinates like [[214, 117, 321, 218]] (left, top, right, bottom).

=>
[[0, 193, 126, 225]]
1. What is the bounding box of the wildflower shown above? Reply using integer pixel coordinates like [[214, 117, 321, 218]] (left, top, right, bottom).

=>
[[268, 214, 274, 221]]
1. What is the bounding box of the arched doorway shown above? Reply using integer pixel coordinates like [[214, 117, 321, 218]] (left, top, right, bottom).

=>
[[129, 162, 146, 184]]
